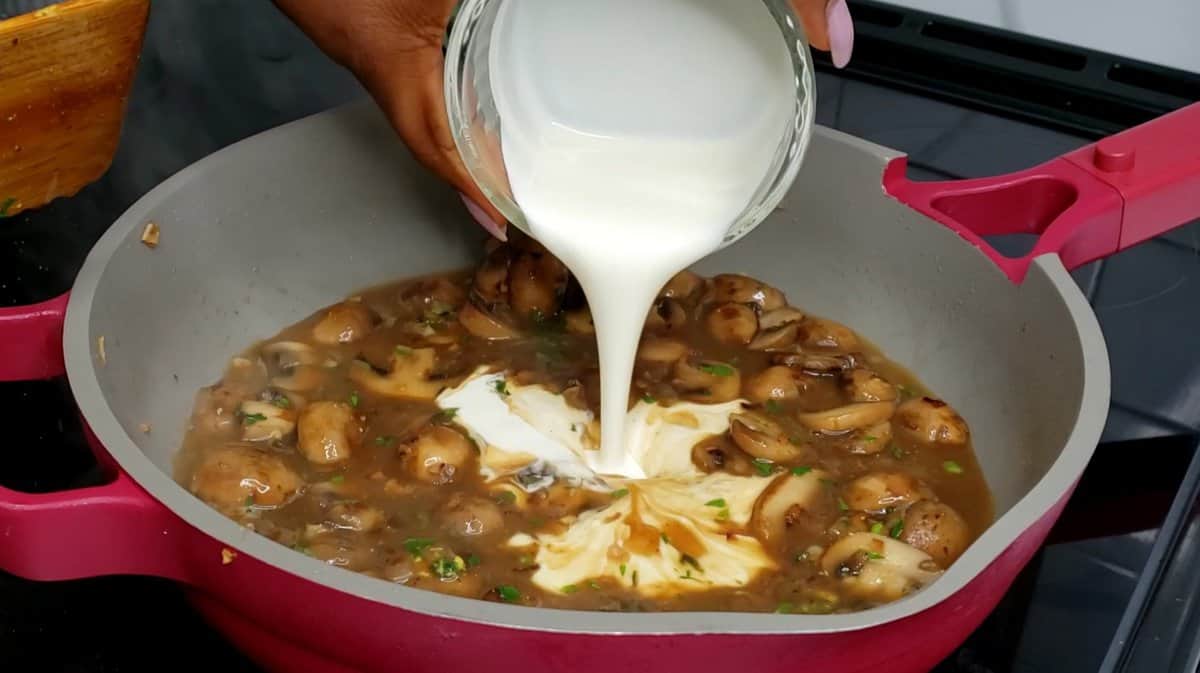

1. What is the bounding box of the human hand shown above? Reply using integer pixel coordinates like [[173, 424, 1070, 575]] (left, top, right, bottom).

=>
[[276, 0, 854, 240]]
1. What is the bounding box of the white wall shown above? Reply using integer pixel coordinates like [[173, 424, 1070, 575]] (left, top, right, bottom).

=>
[[882, 0, 1200, 73]]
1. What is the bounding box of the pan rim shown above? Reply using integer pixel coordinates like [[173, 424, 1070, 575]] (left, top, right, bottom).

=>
[[62, 103, 1111, 636]]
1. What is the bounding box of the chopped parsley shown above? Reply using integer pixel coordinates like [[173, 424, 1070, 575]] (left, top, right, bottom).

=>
[[716, 508, 731, 522], [271, 394, 291, 409], [631, 570, 639, 587], [588, 580, 601, 590], [752, 458, 774, 477], [765, 399, 783, 415], [241, 412, 267, 426], [492, 379, 510, 396], [496, 585, 521, 603], [943, 460, 964, 474], [775, 602, 794, 614], [0, 197, 15, 217], [467, 554, 482, 568], [697, 362, 735, 377], [791, 466, 813, 477], [394, 345, 413, 356], [660, 532, 671, 544], [611, 488, 630, 500], [869, 522, 884, 535], [680, 554, 702, 570], [889, 520, 904, 539], [434, 407, 459, 423], [641, 393, 657, 404], [619, 564, 627, 576], [864, 550, 885, 561], [375, 435, 395, 446], [890, 444, 905, 460], [705, 498, 727, 508], [330, 474, 345, 485], [402, 537, 436, 558], [837, 497, 849, 512], [243, 495, 254, 510], [862, 434, 878, 442], [348, 391, 360, 408], [430, 556, 465, 580], [561, 584, 579, 594], [495, 490, 517, 505], [896, 384, 915, 400]]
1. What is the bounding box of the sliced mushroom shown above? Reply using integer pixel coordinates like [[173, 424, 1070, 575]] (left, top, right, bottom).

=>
[[508, 248, 568, 319], [901, 500, 970, 567], [348, 348, 445, 400], [797, 402, 895, 434], [238, 400, 296, 443], [799, 317, 860, 353], [190, 444, 303, 514], [705, 302, 758, 346], [772, 350, 855, 375], [407, 425, 474, 485], [660, 270, 704, 300], [328, 501, 385, 533], [459, 302, 520, 340], [751, 470, 835, 549], [312, 302, 376, 345], [645, 297, 688, 332], [672, 358, 742, 403], [272, 365, 327, 393], [848, 421, 893, 455], [749, 307, 805, 351], [894, 398, 970, 445], [472, 244, 511, 307], [844, 368, 898, 403], [842, 472, 933, 514], [730, 412, 807, 462], [710, 274, 785, 311], [691, 437, 757, 476], [820, 533, 940, 601], [743, 366, 800, 404], [564, 308, 595, 335], [263, 342, 326, 393], [638, 337, 689, 363], [297, 401, 361, 465]]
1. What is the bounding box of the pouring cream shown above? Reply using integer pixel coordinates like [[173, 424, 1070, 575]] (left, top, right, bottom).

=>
[[487, 0, 796, 476]]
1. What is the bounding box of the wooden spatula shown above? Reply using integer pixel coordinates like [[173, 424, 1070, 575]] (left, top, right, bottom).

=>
[[0, 0, 149, 218]]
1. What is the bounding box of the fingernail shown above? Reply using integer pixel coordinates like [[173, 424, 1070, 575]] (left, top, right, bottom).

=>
[[461, 193, 507, 241], [826, 0, 855, 69]]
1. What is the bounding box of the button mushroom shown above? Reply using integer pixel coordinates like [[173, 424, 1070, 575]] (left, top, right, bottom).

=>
[[743, 366, 801, 404], [638, 337, 689, 363], [660, 270, 704, 300], [472, 245, 511, 307], [820, 532, 940, 601], [750, 470, 835, 549], [297, 401, 362, 465], [673, 358, 742, 403], [771, 350, 855, 375], [458, 302, 521, 340], [748, 307, 805, 351], [406, 425, 474, 485], [798, 317, 860, 353], [894, 398, 970, 446], [705, 302, 758, 346], [190, 444, 303, 514], [238, 400, 296, 443], [645, 297, 689, 332], [848, 421, 893, 455], [842, 472, 933, 514], [508, 247, 568, 319], [328, 501, 385, 533], [348, 347, 446, 400], [730, 412, 807, 462], [710, 274, 785, 311], [312, 302, 376, 345], [797, 402, 895, 434], [442, 494, 506, 537], [263, 341, 327, 393], [901, 500, 970, 567], [564, 307, 594, 335], [844, 368, 898, 403]]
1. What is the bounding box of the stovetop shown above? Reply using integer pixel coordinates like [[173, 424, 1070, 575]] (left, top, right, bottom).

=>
[[2, 1, 1200, 672]]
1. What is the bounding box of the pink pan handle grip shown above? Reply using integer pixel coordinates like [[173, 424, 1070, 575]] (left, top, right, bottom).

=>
[[885, 102, 1200, 283], [0, 294, 186, 582]]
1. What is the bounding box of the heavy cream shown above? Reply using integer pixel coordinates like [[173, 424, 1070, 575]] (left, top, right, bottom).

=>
[[488, 0, 796, 476]]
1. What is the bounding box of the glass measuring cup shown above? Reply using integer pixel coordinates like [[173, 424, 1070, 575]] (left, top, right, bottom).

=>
[[444, 0, 816, 248]]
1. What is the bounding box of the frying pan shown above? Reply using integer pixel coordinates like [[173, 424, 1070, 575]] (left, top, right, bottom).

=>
[[1, 100, 1197, 673]]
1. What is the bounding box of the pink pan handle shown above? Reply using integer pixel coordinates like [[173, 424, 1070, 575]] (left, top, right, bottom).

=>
[[0, 294, 187, 582], [885, 102, 1200, 283]]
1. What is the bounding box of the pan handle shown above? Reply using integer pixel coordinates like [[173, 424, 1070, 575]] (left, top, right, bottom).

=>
[[0, 295, 189, 582], [884, 102, 1200, 283]]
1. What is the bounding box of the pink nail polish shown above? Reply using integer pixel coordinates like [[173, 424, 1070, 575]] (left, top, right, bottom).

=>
[[461, 193, 508, 241], [826, 0, 855, 69]]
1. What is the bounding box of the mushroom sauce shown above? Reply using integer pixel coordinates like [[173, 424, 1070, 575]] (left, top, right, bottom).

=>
[[176, 235, 993, 614]]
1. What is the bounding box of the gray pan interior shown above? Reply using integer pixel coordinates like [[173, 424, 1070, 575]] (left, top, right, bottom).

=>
[[63, 101, 1110, 635]]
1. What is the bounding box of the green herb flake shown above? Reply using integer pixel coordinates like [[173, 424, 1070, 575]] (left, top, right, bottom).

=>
[[348, 391, 360, 408], [863, 434, 877, 442], [492, 379, 510, 396], [0, 197, 15, 217], [330, 474, 345, 485], [375, 435, 395, 446], [641, 393, 657, 404], [752, 458, 774, 477], [889, 520, 904, 539], [271, 395, 291, 409], [869, 522, 884, 535], [705, 498, 727, 508], [496, 585, 521, 603], [588, 581, 601, 590], [561, 584, 579, 594], [943, 460, 964, 475], [243, 495, 254, 510], [680, 554, 702, 571], [838, 497, 850, 512], [716, 508, 731, 522], [430, 557, 462, 580], [290, 543, 311, 556], [402, 537, 436, 558], [434, 407, 459, 423], [241, 412, 267, 426], [889, 444, 905, 460], [765, 399, 783, 415], [495, 490, 517, 505], [619, 564, 627, 577], [864, 550, 885, 561], [394, 345, 413, 356], [775, 602, 794, 614], [631, 570, 639, 587], [896, 384, 915, 401], [660, 532, 671, 545], [611, 488, 630, 500], [697, 362, 735, 377], [467, 554, 482, 568], [791, 466, 813, 477]]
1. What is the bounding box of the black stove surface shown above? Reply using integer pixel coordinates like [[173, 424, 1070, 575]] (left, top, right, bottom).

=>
[[3, 2, 1200, 672]]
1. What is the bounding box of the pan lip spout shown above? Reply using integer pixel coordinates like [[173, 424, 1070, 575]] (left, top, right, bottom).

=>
[[61, 104, 1110, 636]]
